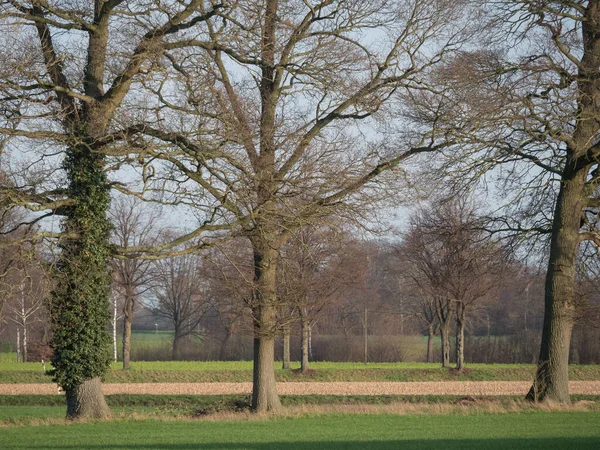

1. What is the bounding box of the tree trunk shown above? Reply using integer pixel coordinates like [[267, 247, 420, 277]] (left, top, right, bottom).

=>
[[527, 164, 585, 403], [172, 332, 181, 361], [440, 321, 450, 368], [23, 325, 27, 363], [252, 330, 281, 412], [456, 305, 465, 371], [122, 292, 134, 369], [301, 315, 309, 373], [113, 296, 117, 362], [66, 377, 110, 420], [426, 325, 435, 363], [16, 329, 20, 363], [282, 323, 291, 369], [250, 240, 282, 412], [219, 330, 233, 361]]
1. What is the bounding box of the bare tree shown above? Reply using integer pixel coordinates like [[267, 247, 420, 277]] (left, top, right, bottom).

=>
[[278, 226, 350, 373], [1, 250, 49, 362], [119, 0, 473, 411], [409, 0, 600, 402], [400, 198, 507, 370], [204, 242, 253, 361], [110, 197, 158, 369], [378, 248, 440, 362], [410, 290, 440, 363], [0, 207, 30, 327], [149, 252, 211, 360]]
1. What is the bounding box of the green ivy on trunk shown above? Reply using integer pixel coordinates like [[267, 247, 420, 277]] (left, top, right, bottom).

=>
[[49, 143, 112, 418]]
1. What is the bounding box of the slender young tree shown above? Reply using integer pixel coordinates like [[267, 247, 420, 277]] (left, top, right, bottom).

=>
[[149, 252, 210, 360], [204, 242, 253, 361], [110, 197, 158, 369]]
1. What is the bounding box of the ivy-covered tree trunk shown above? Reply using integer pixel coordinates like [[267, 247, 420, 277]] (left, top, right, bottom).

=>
[[50, 144, 112, 419]]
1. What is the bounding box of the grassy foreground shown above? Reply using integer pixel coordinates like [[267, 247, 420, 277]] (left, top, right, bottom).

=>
[[1, 359, 599, 383], [0, 411, 599, 449]]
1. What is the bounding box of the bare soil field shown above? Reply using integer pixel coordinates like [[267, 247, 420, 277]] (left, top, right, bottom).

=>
[[1, 381, 599, 396]]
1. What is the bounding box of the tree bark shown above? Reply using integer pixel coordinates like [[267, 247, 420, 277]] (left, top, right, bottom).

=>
[[22, 325, 27, 363], [426, 325, 435, 363], [527, 165, 585, 403], [282, 323, 291, 369], [172, 331, 181, 361], [66, 377, 110, 420], [301, 315, 310, 373], [122, 291, 134, 369], [113, 297, 118, 362], [16, 329, 20, 363], [252, 319, 281, 412], [219, 330, 233, 361], [440, 320, 450, 368], [456, 304, 465, 371], [250, 241, 282, 412]]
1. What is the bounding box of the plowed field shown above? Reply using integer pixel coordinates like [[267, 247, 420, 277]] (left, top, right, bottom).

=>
[[1, 381, 599, 395]]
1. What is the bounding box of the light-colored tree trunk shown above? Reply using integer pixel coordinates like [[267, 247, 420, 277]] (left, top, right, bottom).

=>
[[16, 329, 20, 363], [23, 325, 27, 363], [122, 291, 134, 369], [66, 377, 110, 419], [112, 296, 118, 362]]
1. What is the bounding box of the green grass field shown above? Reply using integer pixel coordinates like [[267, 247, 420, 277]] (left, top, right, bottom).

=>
[[1, 357, 599, 383], [0, 412, 598, 449]]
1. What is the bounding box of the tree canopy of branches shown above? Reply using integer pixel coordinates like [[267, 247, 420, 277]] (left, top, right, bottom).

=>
[[110, 197, 158, 369], [410, 0, 600, 402], [400, 198, 507, 370], [117, 0, 472, 412], [278, 226, 354, 373], [149, 253, 210, 360]]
